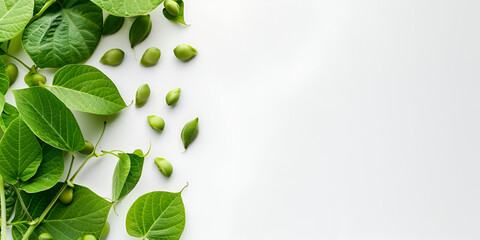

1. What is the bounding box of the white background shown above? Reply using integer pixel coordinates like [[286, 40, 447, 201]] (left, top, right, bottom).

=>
[[4, 0, 480, 239]]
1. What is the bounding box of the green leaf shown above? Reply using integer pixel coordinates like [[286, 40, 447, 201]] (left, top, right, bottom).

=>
[[91, 0, 164, 17], [0, 118, 42, 185], [33, 0, 46, 15], [102, 14, 124, 35], [119, 153, 145, 200], [0, 92, 4, 115], [0, 58, 9, 95], [12, 87, 85, 152], [0, 102, 19, 131], [112, 153, 130, 202], [12, 184, 112, 240], [3, 184, 16, 220], [21, 142, 64, 193], [22, 0, 103, 68], [126, 191, 186, 240], [129, 15, 152, 48], [162, 0, 186, 25], [50, 65, 127, 115], [0, 0, 34, 42]]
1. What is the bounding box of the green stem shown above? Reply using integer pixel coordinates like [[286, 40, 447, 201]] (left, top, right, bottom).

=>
[[30, 0, 56, 22], [4, 53, 30, 70], [12, 186, 32, 221], [0, 176, 7, 240]]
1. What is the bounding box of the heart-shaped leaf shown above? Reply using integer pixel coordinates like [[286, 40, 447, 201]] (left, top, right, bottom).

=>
[[12, 184, 112, 240], [50, 65, 127, 115], [0, 117, 42, 185], [112, 153, 130, 202], [21, 141, 64, 193], [0, 0, 34, 42], [13, 87, 85, 152], [126, 191, 186, 240], [22, 0, 103, 68], [91, 0, 164, 17]]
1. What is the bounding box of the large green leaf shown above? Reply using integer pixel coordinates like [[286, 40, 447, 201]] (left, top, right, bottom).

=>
[[21, 142, 64, 193], [0, 102, 19, 131], [12, 184, 112, 240], [126, 191, 186, 240], [112, 153, 130, 202], [0, 58, 9, 95], [12, 87, 85, 152], [0, 117, 42, 185], [50, 65, 127, 115], [0, 0, 34, 42], [119, 152, 145, 200], [22, 0, 103, 68], [91, 0, 164, 17]]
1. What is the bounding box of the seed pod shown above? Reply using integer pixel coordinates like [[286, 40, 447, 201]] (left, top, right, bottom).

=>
[[135, 84, 151, 107], [82, 235, 97, 240], [129, 15, 152, 48], [154, 157, 173, 177], [140, 47, 161, 67], [174, 44, 197, 61], [59, 187, 74, 205], [100, 48, 124, 66], [181, 117, 199, 150], [38, 233, 54, 240], [165, 88, 181, 106], [79, 140, 94, 155], [148, 115, 165, 132], [6, 63, 18, 85], [103, 15, 125, 35], [100, 222, 110, 239], [164, 0, 180, 16]]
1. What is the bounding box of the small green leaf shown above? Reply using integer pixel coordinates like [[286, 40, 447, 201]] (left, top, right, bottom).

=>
[[3, 184, 16, 220], [50, 65, 127, 115], [119, 153, 145, 200], [12, 184, 112, 240], [21, 141, 64, 193], [0, 0, 34, 42], [129, 15, 152, 48], [112, 153, 130, 202], [102, 14, 124, 35], [162, 0, 186, 25], [0, 102, 19, 131], [91, 0, 164, 17], [13, 87, 85, 152], [126, 191, 186, 240], [22, 0, 103, 68], [0, 117, 42, 185], [0, 58, 10, 95]]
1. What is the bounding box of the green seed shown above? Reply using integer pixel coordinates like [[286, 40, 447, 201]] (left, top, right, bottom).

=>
[[82, 235, 97, 240], [181, 117, 199, 150], [140, 47, 161, 67], [100, 222, 110, 239], [147, 115, 165, 132], [133, 149, 144, 157], [100, 48, 124, 66], [154, 157, 173, 177], [129, 15, 152, 48], [6, 63, 18, 85], [38, 233, 53, 240], [103, 15, 125, 35], [135, 84, 151, 107], [79, 140, 94, 155], [165, 0, 180, 16], [174, 44, 197, 61], [59, 187, 74, 205], [165, 88, 181, 106]]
